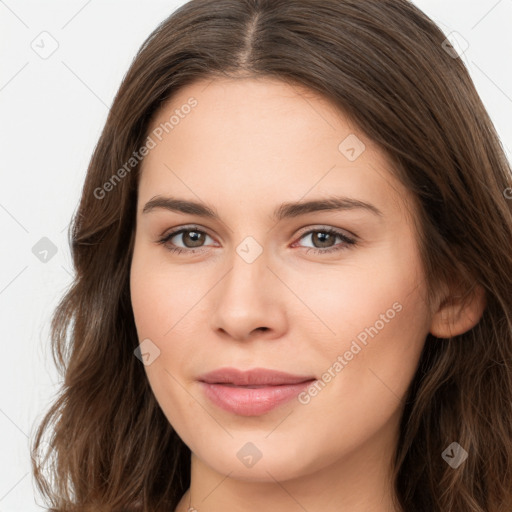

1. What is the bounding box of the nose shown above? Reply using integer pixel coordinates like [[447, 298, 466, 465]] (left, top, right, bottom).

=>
[[209, 246, 287, 342]]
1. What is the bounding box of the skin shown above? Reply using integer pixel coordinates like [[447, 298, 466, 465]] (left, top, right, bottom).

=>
[[129, 76, 486, 512]]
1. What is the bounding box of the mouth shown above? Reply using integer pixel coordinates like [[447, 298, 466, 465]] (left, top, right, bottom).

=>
[[198, 367, 317, 416]]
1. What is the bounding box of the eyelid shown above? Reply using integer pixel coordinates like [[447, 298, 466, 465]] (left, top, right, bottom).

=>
[[160, 223, 215, 239], [294, 224, 357, 240]]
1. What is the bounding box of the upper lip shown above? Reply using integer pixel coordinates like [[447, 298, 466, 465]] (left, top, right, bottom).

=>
[[198, 367, 316, 386]]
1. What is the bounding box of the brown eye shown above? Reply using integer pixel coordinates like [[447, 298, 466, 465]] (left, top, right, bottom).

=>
[[158, 227, 215, 254], [177, 230, 206, 248], [309, 231, 337, 248], [295, 228, 357, 255]]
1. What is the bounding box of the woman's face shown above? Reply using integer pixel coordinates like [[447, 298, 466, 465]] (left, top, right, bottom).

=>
[[130, 77, 433, 483]]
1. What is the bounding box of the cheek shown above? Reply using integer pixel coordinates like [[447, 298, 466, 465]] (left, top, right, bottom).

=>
[[130, 238, 196, 335], [290, 232, 430, 388], [130, 245, 221, 383], [284, 254, 430, 464], [130, 250, 202, 437]]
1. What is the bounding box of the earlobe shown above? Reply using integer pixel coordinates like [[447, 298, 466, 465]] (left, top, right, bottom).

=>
[[429, 283, 487, 338]]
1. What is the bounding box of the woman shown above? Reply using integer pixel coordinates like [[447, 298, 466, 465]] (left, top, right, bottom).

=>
[[31, 0, 512, 511]]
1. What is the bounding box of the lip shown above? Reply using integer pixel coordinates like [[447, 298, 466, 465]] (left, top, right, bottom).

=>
[[198, 367, 316, 416]]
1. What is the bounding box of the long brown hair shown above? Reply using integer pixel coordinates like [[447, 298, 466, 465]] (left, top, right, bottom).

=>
[[31, 1, 512, 510]]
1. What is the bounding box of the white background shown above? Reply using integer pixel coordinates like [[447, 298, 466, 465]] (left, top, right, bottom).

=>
[[1, 1, 511, 510]]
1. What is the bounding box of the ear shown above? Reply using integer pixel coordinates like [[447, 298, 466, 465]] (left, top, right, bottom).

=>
[[429, 282, 487, 338]]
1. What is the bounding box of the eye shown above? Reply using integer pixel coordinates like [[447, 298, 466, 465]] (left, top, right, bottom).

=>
[[157, 225, 357, 256], [292, 228, 356, 254], [157, 226, 216, 255], [293, 227, 357, 255]]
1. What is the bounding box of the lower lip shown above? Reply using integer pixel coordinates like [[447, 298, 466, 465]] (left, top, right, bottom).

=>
[[199, 380, 315, 416]]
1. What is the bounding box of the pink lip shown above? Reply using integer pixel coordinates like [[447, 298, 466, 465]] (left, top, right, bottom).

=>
[[198, 367, 316, 416]]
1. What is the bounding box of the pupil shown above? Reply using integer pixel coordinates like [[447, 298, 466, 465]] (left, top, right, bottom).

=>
[[315, 232, 332, 248], [186, 231, 203, 247]]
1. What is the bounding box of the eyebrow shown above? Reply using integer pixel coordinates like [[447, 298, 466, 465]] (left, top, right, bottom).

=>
[[142, 195, 383, 220]]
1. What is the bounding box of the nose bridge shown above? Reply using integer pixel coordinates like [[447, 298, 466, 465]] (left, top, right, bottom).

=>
[[210, 235, 285, 339], [223, 237, 270, 304]]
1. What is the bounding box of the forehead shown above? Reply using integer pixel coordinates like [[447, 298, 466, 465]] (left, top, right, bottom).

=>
[[145, 76, 363, 153], [138, 77, 410, 220]]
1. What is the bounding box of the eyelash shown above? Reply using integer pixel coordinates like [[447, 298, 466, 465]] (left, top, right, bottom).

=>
[[157, 225, 357, 256]]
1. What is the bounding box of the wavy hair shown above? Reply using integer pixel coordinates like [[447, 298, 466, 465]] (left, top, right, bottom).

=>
[[31, 0, 512, 510]]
